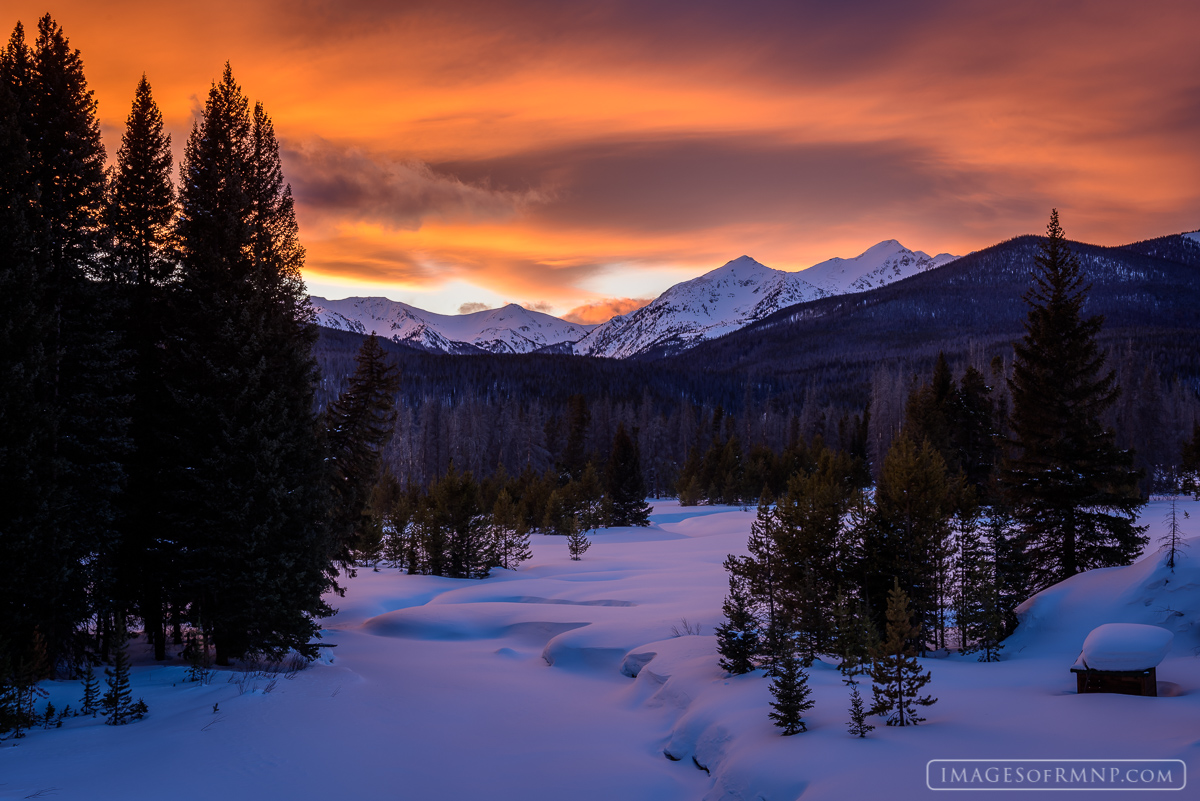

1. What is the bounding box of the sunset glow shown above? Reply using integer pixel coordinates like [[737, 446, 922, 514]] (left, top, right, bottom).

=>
[[13, 0, 1200, 314]]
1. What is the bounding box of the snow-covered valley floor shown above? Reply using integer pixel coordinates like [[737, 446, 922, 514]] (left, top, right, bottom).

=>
[[5, 500, 1200, 800]]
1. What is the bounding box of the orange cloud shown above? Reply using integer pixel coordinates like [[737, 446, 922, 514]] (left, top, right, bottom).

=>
[[562, 298, 652, 325], [4, 1, 1199, 315]]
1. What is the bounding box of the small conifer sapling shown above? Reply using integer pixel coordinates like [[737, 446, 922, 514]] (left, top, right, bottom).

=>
[[847, 682, 874, 738], [768, 647, 814, 735]]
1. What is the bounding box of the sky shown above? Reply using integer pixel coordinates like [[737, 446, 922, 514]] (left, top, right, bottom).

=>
[[8, 1, 1200, 319]]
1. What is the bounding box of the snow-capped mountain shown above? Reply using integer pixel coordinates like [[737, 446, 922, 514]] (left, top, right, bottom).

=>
[[799, 239, 959, 294], [572, 255, 828, 359], [310, 297, 595, 355]]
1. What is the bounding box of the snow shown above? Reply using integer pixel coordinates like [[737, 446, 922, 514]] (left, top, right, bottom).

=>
[[1079, 624, 1173, 671], [7, 498, 1200, 801], [310, 297, 595, 355], [573, 256, 828, 358], [799, 239, 960, 295], [1184, 231, 1200, 245], [575, 242, 959, 358]]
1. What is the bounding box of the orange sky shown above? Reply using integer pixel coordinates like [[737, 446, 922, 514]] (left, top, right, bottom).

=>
[[8, 1, 1200, 316]]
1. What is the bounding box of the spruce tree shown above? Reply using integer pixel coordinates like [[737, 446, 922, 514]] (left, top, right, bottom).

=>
[[1002, 210, 1145, 592], [715, 564, 761, 675], [1, 15, 124, 673], [103, 627, 135, 725], [604, 423, 651, 526], [104, 74, 178, 661], [0, 26, 57, 693], [326, 334, 401, 569], [80, 661, 100, 716], [847, 682, 874, 738], [168, 65, 331, 664], [1181, 422, 1200, 496], [768, 646, 814, 735], [489, 489, 532, 570], [833, 592, 879, 682], [567, 515, 591, 561], [861, 435, 954, 648], [869, 580, 936, 726]]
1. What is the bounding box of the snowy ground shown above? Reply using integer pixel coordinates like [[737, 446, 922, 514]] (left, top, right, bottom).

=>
[[5, 499, 1200, 800]]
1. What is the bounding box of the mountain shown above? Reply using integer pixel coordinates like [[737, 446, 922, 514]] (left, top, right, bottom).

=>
[[573, 242, 957, 359], [673, 233, 1200, 401], [310, 297, 595, 355], [572, 255, 828, 359], [798, 239, 959, 294]]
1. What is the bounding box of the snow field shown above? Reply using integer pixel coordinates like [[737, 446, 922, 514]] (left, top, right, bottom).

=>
[[5, 499, 1200, 801]]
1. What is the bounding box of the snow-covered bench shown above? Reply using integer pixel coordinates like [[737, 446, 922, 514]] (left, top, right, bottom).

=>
[[1070, 623, 1173, 697]]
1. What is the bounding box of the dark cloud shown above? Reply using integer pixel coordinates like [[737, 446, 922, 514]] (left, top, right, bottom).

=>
[[283, 139, 545, 230], [434, 134, 1050, 237]]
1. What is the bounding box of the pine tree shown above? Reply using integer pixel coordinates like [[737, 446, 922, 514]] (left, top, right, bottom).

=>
[[490, 489, 532, 570], [80, 660, 101, 716], [768, 646, 814, 735], [1002, 210, 1146, 592], [428, 464, 489, 578], [955, 507, 1005, 661], [833, 592, 879, 682], [104, 73, 178, 662], [861, 435, 955, 648], [715, 562, 761, 675], [326, 335, 402, 569], [1160, 495, 1188, 572], [605, 423, 651, 526], [847, 682, 874, 738], [869, 580, 936, 726], [1181, 422, 1200, 496], [567, 515, 591, 561], [168, 65, 331, 664], [103, 627, 134, 725], [0, 15, 124, 674]]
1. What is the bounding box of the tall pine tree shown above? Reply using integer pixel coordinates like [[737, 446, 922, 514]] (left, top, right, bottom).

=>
[[104, 74, 177, 660], [1002, 210, 1145, 592], [326, 335, 401, 570], [605, 422, 651, 526], [168, 65, 331, 664]]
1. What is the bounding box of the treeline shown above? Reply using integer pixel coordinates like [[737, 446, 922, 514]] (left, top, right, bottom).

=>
[[348, 417, 653, 574], [714, 212, 1152, 736], [0, 18, 392, 737]]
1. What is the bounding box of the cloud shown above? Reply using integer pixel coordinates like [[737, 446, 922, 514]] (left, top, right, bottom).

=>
[[283, 139, 547, 232], [562, 297, 651, 324], [458, 302, 491, 314]]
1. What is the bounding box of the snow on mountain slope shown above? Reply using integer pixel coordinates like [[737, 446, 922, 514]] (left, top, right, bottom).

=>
[[1185, 231, 1200, 245], [573, 256, 828, 358], [799, 239, 959, 295], [311, 296, 595, 355]]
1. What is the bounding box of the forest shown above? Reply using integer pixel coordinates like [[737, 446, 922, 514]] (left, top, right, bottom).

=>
[[3, 12, 1200, 745]]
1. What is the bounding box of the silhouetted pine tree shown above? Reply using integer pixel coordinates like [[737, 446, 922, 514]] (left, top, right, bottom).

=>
[[326, 335, 402, 569], [1002, 210, 1146, 592], [768, 646, 813, 735], [0, 25, 58, 694], [605, 423, 651, 526], [168, 65, 331, 664], [869, 580, 936, 726], [0, 16, 126, 671], [104, 74, 177, 661]]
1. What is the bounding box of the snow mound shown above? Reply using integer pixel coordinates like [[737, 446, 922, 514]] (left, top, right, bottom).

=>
[[1008, 537, 1200, 658], [1080, 623, 1173, 671]]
